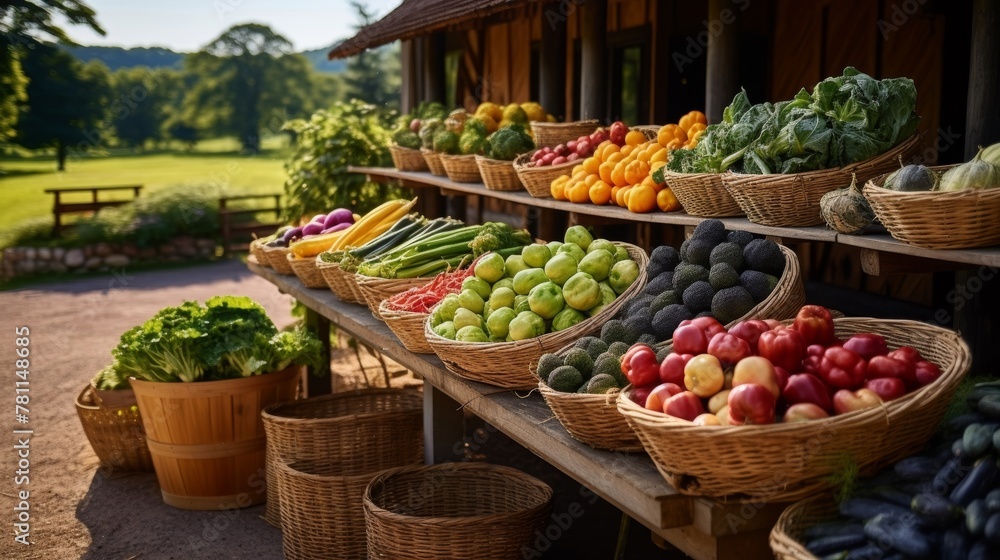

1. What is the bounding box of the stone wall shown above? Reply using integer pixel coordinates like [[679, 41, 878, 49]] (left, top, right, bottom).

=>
[[1, 237, 217, 281]]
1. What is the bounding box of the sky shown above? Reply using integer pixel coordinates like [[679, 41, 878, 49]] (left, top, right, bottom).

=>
[[60, 0, 401, 52]]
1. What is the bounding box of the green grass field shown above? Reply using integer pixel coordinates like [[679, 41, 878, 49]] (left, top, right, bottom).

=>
[[0, 136, 292, 243]]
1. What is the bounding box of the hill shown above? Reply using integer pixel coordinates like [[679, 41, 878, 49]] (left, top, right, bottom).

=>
[[64, 44, 353, 73]]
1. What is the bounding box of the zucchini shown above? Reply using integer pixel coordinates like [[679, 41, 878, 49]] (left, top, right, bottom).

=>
[[986, 488, 1000, 513], [805, 533, 868, 555], [894, 456, 940, 481], [932, 457, 971, 496], [987, 512, 1000, 545], [803, 521, 866, 540], [950, 458, 998, 507], [979, 394, 1000, 419], [941, 528, 970, 560], [911, 492, 962, 525], [965, 423, 997, 458], [843, 543, 886, 560], [839, 498, 914, 522], [968, 499, 989, 537], [969, 385, 1000, 409], [952, 439, 968, 459], [874, 487, 914, 508], [863, 513, 930, 558], [947, 412, 989, 435]]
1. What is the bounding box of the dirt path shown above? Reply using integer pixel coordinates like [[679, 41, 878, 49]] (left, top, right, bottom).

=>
[[0, 261, 311, 559]]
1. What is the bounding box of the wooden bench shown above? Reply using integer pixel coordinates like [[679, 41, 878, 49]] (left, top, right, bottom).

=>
[[218, 194, 284, 256], [44, 185, 143, 237]]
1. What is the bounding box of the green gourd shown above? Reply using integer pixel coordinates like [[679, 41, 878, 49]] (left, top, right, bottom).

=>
[[884, 160, 939, 192], [982, 142, 1000, 167], [939, 148, 1000, 191], [820, 174, 875, 235]]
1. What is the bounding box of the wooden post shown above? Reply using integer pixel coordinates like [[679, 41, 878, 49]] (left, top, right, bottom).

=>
[[423, 385, 466, 465], [422, 33, 446, 103], [705, 0, 741, 124], [400, 39, 418, 113], [539, 1, 567, 120], [955, 0, 1000, 376], [579, 0, 608, 121], [303, 308, 332, 396]]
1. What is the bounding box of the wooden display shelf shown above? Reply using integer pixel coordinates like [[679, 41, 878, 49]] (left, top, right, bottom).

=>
[[248, 261, 782, 560], [351, 166, 1000, 268]]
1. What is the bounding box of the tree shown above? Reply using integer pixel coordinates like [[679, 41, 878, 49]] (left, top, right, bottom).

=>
[[110, 67, 178, 148], [1, 1, 105, 143], [180, 23, 313, 152], [16, 43, 110, 170], [343, 2, 398, 110]]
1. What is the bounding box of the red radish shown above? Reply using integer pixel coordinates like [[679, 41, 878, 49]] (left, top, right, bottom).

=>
[[541, 153, 557, 165], [566, 140, 578, 152], [554, 144, 569, 157], [551, 156, 567, 165], [566, 153, 580, 161], [576, 140, 592, 156]]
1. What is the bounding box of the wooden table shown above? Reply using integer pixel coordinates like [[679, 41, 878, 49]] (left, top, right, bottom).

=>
[[249, 261, 784, 560]]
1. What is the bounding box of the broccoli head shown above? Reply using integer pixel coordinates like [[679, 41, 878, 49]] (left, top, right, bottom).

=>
[[419, 118, 444, 149], [464, 117, 489, 137], [485, 125, 535, 161], [392, 128, 421, 150], [459, 128, 489, 156], [432, 130, 461, 155]]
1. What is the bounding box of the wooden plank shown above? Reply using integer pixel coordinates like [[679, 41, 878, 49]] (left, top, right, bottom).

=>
[[424, 386, 466, 464], [44, 185, 142, 194], [859, 248, 972, 276], [838, 234, 1000, 269]]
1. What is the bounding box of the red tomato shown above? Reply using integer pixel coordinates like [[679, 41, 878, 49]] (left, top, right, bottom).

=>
[[672, 325, 709, 355], [866, 355, 917, 388], [628, 385, 653, 406], [664, 391, 705, 421], [727, 320, 771, 354], [864, 377, 907, 402], [626, 346, 660, 388], [645, 382, 683, 412], [659, 353, 693, 385], [783, 373, 833, 413], [727, 383, 777, 425], [707, 332, 752, 366], [842, 334, 889, 361], [818, 346, 867, 390], [757, 326, 806, 373]]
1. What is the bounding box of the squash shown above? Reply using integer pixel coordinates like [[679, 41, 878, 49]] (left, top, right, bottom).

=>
[[982, 142, 1000, 167], [820, 174, 875, 235], [884, 161, 939, 192], [939, 148, 1000, 191]]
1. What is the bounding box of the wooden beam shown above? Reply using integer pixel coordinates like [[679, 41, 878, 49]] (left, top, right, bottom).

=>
[[422, 33, 446, 103], [579, 0, 608, 121], [859, 248, 972, 276], [400, 39, 418, 113], [539, 1, 568, 120], [705, 0, 741, 124], [965, 0, 1000, 155]]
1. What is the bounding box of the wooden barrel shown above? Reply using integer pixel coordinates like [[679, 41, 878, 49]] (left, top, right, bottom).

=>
[[130, 366, 301, 510]]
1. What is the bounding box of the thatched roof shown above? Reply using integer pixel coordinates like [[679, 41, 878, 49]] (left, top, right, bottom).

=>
[[328, 0, 529, 59]]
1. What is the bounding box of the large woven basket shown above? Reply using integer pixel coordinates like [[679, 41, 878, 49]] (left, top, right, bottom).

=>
[[355, 274, 434, 319], [261, 389, 423, 528], [865, 164, 1000, 249], [420, 148, 447, 176], [770, 494, 838, 560], [316, 257, 366, 305], [250, 239, 271, 268], [424, 243, 649, 390], [75, 384, 154, 473], [389, 144, 429, 172], [513, 152, 577, 198], [530, 119, 600, 147], [379, 300, 433, 354], [618, 317, 971, 501], [721, 133, 922, 227], [661, 171, 744, 217], [537, 379, 643, 452], [288, 253, 327, 289], [263, 245, 294, 275], [439, 153, 482, 183], [475, 155, 524, 191], [363, 462, 553, 560]]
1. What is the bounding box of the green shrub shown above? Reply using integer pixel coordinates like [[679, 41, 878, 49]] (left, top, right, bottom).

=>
[[76, 186, 219, 248], [0, 216, 56, 249], [282, 100, 409, 222]]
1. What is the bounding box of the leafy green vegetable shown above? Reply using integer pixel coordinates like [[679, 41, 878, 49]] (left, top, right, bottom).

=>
[[485, 125, 535, 161], [92, 361, 130, 390], [112, 296, 322, 383], [667, 67, 919, 175], [392, 127, 421, 149], [432, 129, 460, 154]]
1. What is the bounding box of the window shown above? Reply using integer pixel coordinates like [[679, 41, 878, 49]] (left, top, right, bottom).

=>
[[444, 50, 461, 108], [608, 26, 650, 125]]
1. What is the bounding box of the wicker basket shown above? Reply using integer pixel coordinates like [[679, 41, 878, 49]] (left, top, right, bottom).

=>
[[513, 152, 576, 198], [261, 389, 423, 528], [316, 257, 366, 304], [424, 243, 649, 390], [537, 380, 643, 452], [389, 144, 429, 172], [250, 239, 271, 268], [355, 274, 433, 319], [530, 120, 600, 147], [439, 153, 482, 183], [75, 385, 154, 473], [420, 148, 447, 176], [263, 245, 295, 275], [363, 462, 553, 560], [618, 317, 971, 501], [661, 171, 744, 217], [288, 253, 328, 289], [770, 494, 838, 560], [721, 133, 922, 227], [475, 155, 524, 191], [864, 164, 1000, 249], [379, 301, 434, 354]]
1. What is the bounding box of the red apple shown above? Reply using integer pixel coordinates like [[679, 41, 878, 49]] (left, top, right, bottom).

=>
[[783, 403, 830, 423], [664, 391, 705, 421], [644, 382, 683, 412], [732, 356, 780, 399], [832, 388, 883, 415]]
